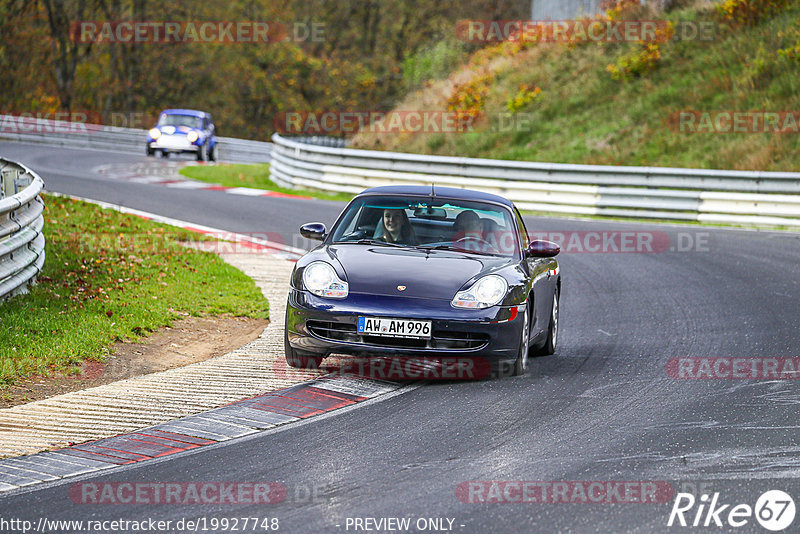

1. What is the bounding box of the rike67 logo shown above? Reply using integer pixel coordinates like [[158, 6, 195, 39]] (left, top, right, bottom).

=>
[[668, 490, 795, 531]]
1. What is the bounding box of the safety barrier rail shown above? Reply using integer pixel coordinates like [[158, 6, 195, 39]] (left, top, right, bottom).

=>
[[270, 134, 800, 227], [0, 115, 271, 163], [0, 159, 46, 300]]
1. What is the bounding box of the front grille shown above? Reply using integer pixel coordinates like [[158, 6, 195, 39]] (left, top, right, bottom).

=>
[[307, 321, 358, 342], [362, 335, 428, 349], [432, 331, 489, 350], [307, 320, 489, 351]]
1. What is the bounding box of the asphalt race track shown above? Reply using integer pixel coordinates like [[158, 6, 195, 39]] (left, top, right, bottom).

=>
[[2, 140, 800, 532]]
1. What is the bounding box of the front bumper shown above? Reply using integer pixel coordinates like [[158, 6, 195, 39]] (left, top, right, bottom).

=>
[[150, 135, 199, 153], [286, 289, 524, 362]]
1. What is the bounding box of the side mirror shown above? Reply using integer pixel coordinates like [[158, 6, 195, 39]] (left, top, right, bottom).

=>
[[300, 222, 327, 241], [526, 240, 560, 258]]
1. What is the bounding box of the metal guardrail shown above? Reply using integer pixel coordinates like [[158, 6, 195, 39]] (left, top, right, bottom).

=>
[[0, 159, 45, 300], [0, 115, 272, 163], [289, 136, 348, 148], [270, 134, 800, 226], [2, 113, 796, 227]]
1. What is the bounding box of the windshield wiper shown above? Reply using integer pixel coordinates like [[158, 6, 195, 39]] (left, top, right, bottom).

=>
[[351, 239, 409, 248], [417, 244, 501, 256]]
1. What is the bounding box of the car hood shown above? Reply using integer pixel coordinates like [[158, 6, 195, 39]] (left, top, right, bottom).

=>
[[326, 244, 513, 300]]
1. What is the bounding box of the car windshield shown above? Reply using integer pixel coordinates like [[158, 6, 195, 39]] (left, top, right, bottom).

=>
[[329, 194, 520, 257], [158, 114, 203, 129]]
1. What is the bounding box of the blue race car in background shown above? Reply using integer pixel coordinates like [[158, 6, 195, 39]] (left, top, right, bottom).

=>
[[146, 109, 218, 161]]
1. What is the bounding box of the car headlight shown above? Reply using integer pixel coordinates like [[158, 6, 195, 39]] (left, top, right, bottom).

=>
[[148, 128, 161, 140], [187, 131, 199, 143], [302, 261, 348, 299], [452, 275, 508, 309]]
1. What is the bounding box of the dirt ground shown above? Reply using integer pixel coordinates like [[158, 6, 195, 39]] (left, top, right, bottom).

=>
[[0, 316, 269, 408]]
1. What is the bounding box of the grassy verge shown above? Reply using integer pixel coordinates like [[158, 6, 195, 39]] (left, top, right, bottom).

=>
[[0, 195, 269, 386], [351, 1, 800, 172], [179, 163, 354, 202]]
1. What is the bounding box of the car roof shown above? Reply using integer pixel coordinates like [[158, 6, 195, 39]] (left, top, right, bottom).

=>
[[160, 109, 209, 118], [359, 185, 514, 208]]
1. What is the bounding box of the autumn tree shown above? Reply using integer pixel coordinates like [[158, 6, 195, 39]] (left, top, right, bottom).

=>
[[1, 0, 530, 138]]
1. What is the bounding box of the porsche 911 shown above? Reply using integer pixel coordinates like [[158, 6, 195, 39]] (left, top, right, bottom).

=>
[[284, 185, 561, 377]]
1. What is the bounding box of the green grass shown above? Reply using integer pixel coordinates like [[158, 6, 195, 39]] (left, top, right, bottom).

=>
[[352, 2, 800, 172], [179, 163, 353, 202], [0, 195, 269, 385]]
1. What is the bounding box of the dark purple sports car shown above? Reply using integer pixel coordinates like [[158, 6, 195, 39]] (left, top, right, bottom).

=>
[[284, 185, 561, 377]]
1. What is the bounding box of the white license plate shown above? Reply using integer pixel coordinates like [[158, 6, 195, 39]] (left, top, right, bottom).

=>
[[157, 135, 191, 149], [358, 317, 431, 339]]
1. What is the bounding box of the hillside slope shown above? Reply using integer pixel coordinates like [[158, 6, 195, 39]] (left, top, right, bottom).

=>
[[351, 0, 800, 172]]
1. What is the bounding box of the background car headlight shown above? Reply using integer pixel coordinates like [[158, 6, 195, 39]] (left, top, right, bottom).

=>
[[148, 128, 161, 140], [187, 131, 199, 142], [302, 261, 348, 299], [452, 275, 508, 309]]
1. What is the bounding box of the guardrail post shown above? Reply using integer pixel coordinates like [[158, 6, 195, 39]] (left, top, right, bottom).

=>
[[14, 170, 32, 190], [1, 168, 18, 199]]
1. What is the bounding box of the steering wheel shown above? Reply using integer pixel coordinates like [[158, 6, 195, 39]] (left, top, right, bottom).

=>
[[455, 235, 498, 252], [342, 229, 370, 240]]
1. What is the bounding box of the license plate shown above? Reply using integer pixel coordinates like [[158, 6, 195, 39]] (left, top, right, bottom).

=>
[[158, 135, 191, 149], [358, 317, 431, 339]]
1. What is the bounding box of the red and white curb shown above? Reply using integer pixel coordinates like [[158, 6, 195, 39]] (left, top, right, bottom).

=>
[[0, 376, 408, 493], [93, 162, 313, 200], [0, 191, 414, 493]]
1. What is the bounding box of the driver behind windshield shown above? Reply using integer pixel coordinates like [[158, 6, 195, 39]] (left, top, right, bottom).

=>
[[377, 208, 418, 245], [453, 210, 483, 240], [158, 114, 202, 128]]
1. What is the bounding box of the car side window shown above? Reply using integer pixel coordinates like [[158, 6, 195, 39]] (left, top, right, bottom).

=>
[[514, 207, 529, 249], [338, 206, 363, 237]]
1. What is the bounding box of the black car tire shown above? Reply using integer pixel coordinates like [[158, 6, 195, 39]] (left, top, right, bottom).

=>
[[511, 306, 530, 376], [209, 143, 218, 162], [196, 142, 208, 162], [533, 291, 559, 356], [284, 329, 323, 370], [161, 150, 169, 159], [146, 145, 154, 156]]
